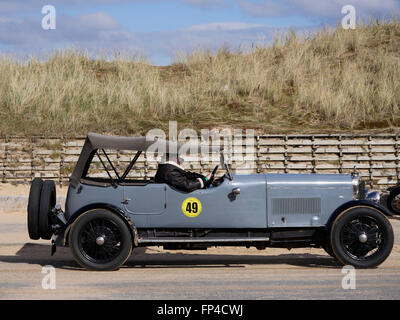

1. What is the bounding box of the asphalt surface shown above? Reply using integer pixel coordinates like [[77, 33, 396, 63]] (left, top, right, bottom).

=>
[[0, 212, 400, 300]]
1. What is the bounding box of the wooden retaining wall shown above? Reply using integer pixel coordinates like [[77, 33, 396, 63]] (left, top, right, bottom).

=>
[[1, 134, 399, 189]]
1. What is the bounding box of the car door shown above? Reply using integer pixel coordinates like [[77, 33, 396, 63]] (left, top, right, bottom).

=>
[[146, 174, 268, 228], [123, 183, 167, 217]]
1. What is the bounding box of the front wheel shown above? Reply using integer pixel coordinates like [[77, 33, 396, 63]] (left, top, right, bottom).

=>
[[69, 209, 133, 271], [330, 207, 394, 268]]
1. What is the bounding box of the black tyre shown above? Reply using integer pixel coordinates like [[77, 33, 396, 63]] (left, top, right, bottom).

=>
[[323, 242, 335, 258], [39, 180, 56, 240], [330, 206, 394, 268], [69, 209, 133, 271], [27, 178, 43, 240], [387, 187, 400, 215]]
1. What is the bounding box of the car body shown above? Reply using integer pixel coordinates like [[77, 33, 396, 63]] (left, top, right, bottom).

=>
[[27, 133, 395, 270]]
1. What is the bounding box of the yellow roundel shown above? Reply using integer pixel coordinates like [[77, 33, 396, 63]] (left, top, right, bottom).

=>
[[181, 197, 202, 218]]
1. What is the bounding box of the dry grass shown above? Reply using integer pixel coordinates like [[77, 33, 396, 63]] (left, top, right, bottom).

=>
[[0, 20, 399, 137]]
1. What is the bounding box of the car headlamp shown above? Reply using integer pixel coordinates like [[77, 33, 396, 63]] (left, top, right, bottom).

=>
[[352, 176, 365, 199], [366, 191, 380, 203]]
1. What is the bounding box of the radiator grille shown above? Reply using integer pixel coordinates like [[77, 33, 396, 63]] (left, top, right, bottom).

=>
[[272, 197, 321, 215]]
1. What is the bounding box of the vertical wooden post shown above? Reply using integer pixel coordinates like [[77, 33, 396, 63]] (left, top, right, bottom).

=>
[[368, 135, 373, 189], [284, 135, 288, 173], [395, 134, 399, 184], [311, 135, 316, 174], [29, 136, 34, 183], [59, 137, 65, 188], [338, 135, 343, 174], [3, 136, 9, 183], [256, 135, 260, 173], [1, 136, 6, 183], [144, 151, 148, 180]]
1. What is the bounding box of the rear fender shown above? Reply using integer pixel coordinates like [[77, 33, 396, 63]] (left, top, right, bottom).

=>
[[62, 203, 137, 246]]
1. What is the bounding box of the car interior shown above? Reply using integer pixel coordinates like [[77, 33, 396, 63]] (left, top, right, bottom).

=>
[[80, 148, 227, 188]]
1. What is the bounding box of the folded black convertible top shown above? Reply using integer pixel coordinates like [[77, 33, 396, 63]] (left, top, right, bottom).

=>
[[69, 132, 222, 187]]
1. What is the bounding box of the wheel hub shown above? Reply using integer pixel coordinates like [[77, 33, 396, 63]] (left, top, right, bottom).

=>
[[96, 236, 105, 246], [341, 217, 383, 260], [358, 232, 368, 243]]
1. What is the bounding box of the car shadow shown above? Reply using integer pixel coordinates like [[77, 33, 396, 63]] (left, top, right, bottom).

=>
[[0, 243, 342, 270], [0, 243, 80, 270], [125, 247, 342, 269]]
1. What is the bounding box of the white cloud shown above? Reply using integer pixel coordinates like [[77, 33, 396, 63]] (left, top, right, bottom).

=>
[[0, 1, 277, 63], [180, 0, 231, 8], [290, 0, 400, 17], [76, 12, 120, 30], [0, 12, 131, 50], [3, 0, 396, 64], [0, 11, 281, 64], [238, 0, 400, 19], [0, 0, 230, 15], [185, 22, 270, 31], [237, 0, 289, 17]]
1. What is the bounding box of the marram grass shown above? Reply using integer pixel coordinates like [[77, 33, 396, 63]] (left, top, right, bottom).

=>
[[0, 20, 399, 137]]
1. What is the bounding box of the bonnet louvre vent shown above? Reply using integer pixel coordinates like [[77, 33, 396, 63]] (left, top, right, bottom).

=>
[[272, 197, 321, 215]]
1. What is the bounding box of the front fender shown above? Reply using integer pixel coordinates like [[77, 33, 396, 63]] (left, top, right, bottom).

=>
[[326, 199, 392, 231]]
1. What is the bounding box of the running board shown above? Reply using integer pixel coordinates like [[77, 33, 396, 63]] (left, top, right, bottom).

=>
[[138, 237, 270, 244]]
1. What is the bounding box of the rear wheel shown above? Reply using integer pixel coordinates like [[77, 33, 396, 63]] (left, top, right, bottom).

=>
[[323, 242, 335, 258], [27, 178, 43, 240], [330, 207, 394, 268], [69, 209, 133, 271]]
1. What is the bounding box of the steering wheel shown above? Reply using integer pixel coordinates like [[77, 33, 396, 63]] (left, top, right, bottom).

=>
[[208, 165, 219, 185]]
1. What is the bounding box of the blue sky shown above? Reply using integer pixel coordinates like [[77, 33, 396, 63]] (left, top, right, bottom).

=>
[[0, 0, 399, 65]]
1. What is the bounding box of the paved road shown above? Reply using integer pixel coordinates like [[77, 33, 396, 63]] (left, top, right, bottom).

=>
[[0, 212, 400, 300]]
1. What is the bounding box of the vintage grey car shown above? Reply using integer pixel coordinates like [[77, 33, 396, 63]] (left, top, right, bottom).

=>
[[27, 133, 394, 270]]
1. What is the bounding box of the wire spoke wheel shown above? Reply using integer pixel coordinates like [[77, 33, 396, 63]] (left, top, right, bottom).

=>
[[79, 218, 123, 264], [341, 217, 383, 260], [331, 206, 393, 268], [69, 209, 133, 271]]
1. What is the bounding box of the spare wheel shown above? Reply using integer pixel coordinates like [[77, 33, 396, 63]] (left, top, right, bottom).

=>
[[39, 180, 56, 240], [27, 178, 44, 240]]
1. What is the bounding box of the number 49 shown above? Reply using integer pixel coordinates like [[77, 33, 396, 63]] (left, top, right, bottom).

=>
[[186, 202, 198, 214]]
